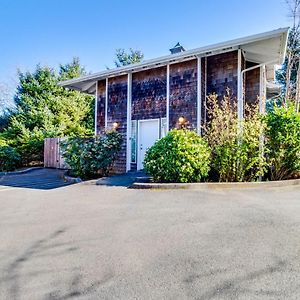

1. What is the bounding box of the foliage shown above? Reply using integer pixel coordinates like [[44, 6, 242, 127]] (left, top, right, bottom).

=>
[[1, 58, 94, 165], [276, 1, 300, 110], [265, 103, 300, 180], [276, 27, 300, 100], [0, 146, 21, 172], [0, 135, 8, 147], [144, 129, 211, 183], [205, 92, 268, 182], [114, 48, 144, 67], [60, 131, 122, 179]]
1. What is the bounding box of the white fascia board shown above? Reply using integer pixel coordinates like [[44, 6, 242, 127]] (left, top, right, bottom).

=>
[[60, 27, 289, 90]]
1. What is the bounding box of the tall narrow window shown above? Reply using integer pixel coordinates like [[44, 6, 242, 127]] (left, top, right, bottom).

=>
[[131, 120, 137, 163]]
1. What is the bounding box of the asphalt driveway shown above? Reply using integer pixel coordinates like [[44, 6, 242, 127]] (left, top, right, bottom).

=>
[[0, 183, 300, 299], [0, 168, 72, 190]]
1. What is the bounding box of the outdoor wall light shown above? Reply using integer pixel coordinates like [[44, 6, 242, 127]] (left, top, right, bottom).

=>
[[178, 116, 185, 124], [178, 116, 188, 129], [112, 122, 119, 129]]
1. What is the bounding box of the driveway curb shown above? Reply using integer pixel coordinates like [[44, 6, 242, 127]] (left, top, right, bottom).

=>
[[131, 178, 300, 190]]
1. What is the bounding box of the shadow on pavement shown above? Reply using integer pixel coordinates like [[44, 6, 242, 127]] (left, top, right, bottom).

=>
[[96, 171, 148, 187], [0, 227, 101, 299], [0, 168, 73, 190]]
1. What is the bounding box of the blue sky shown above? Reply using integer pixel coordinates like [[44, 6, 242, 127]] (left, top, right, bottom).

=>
[[0, 0, 291, 90]]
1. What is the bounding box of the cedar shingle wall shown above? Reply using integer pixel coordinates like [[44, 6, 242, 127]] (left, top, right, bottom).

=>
[[107, 75, 127, 173], [245, 62, 260, 106], [96, 80, 106, 134], [95, 51, 261, 173], [206, 51, 238, 98], [169, 59, 197, 130], [132, 67, 167, 120]]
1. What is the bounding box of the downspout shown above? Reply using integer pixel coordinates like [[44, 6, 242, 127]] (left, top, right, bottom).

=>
[[240, 59, 277, 117], [240, 59, 276, 181]]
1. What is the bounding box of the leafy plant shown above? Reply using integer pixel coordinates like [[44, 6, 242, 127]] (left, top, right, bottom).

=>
[[0, 146, 21, 172], [204, 92, 268, 182], [60, 131, 122, 179], [144, 129, 211, 183], [265, 104, 300, 180]]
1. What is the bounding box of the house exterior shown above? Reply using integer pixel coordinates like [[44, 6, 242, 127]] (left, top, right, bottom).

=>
[[61, 28, 288, 173]]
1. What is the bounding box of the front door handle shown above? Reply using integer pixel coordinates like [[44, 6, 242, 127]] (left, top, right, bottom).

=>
[[140, 144, 143, 150]]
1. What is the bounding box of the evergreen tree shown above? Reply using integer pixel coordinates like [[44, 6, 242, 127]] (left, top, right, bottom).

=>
[[2, 58, 94, 164], [114, 48, 144, 67]]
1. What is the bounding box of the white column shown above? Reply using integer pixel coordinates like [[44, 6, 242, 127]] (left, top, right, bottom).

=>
[[204, 57, 207, 124], [237, 48, 243, 121], [105, 78, 108, 129], [94, 81, 98, 135], [259, 64, 267, 182], [166, 64, 170, 132], [126, 73, 132, 172], [259, 65, 267, 114], [197, 57, 202, 135]]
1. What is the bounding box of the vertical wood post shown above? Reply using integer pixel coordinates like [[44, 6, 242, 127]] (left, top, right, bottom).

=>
[[126, 73, 132, 172], [166, 64, 170, 132], [197, 56, 202, 135], [237, 48, 243, 121], [94, 81, 98, 135], [105, 78, 108, 129], [259, 65, 267, 114]]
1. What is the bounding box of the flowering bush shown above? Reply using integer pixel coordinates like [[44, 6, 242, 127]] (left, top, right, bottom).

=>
[[204, 92, 268, 182]]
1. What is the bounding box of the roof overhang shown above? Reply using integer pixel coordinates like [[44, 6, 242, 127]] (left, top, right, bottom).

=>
[[60, 27, 289, 94]]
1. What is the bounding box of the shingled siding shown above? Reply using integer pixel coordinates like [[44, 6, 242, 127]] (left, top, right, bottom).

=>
[[96, 80, 106, 134], [206, 51, 238, 99], [245, 61, 260, 105], [132, 67, 167, 120], [169, 60, 198, 130], [107, 75, 127, 173]]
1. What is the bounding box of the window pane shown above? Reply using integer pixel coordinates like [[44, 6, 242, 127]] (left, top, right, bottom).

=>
[[131, 120, 137, 163]]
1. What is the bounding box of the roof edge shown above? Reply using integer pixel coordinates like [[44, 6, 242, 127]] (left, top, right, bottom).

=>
[[60, 27, 289, 88]]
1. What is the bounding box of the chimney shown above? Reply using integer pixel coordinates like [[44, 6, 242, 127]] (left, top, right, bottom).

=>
[[170, 42, 186, 54]]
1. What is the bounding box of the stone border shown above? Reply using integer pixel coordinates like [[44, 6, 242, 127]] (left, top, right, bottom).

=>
[[0, 166, 44, 176], [62, 171, 82, 184], [131, 178, 300, 190]]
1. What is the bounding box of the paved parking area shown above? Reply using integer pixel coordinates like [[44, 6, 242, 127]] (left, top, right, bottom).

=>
[[0, 182, 300, 299], [0, 168, 72, 190]]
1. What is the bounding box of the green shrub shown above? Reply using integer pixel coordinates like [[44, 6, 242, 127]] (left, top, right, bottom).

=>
[[205, 92, 268, 182], [265, 104, 300, 180], [0, 146, 21, 172], [144, 129, 211, 183], [60, 131, 122, 179]]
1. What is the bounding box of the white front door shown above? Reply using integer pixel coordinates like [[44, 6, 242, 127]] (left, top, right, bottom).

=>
[[137, 119, 160, 170]]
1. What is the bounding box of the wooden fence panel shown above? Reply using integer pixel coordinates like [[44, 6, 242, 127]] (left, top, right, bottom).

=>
[[44, 138, 69, 169]]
